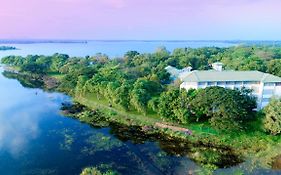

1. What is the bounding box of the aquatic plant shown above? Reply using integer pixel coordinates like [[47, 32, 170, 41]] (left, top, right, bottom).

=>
[[80, 164, 118, 175]]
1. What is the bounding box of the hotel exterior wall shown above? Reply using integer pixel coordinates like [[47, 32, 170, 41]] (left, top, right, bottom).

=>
[[260, 84, 281, 108], [276, 86, 281, 96], [181, 81, 281, 110], [181, 81, 261, 93], [180, 82, 198, 90], [180, 81, 273, 110]]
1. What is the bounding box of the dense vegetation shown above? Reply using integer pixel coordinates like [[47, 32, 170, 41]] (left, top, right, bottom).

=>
[[3, 45, 281, 171], [263, 98, 281, 135], [0, 46, 17, 51], [2, 46, 281, 132]]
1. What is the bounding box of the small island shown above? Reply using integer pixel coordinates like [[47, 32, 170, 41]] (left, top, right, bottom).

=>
[[0, 46, 17, 51]]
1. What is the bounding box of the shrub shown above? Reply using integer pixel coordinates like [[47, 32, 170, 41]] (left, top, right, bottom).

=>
[[263, 98, 281, 135]]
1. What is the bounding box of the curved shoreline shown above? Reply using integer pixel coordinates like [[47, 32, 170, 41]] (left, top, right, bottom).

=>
[[2, 68, 281, 173]]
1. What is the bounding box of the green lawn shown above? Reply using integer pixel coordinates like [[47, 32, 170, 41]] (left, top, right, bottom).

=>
[[74, 93, 162, 126]]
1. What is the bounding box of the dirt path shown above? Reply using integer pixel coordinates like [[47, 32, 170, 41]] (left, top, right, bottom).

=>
[[76, 95, 193, 135], [155, 122, 192, 135]]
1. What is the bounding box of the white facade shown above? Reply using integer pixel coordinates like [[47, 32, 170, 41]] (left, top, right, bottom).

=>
[[180, 80, 281, 110], [166, 63, 281, 110], [165, 66, 192, 80], [212, 62, 223, 72]]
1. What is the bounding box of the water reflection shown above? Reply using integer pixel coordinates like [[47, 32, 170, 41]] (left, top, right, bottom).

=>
[[0, 67, 68, 158], [0, 100, 65, 158], [0, 70, 38, 156], [0, 107, 40, 156], [2, 67, 281, 174], [0, 68, 234, 174]]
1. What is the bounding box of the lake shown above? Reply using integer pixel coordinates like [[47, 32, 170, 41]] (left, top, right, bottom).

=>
[[0, 40, 235, 58], [1, 70, 281, 175], [0, 66, 200, 175]]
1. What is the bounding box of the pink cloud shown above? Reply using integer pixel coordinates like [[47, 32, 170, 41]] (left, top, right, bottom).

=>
[[0, 0, 280, 40]]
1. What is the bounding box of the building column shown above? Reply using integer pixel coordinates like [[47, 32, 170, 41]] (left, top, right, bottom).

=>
[[257, 82, 264, 110]]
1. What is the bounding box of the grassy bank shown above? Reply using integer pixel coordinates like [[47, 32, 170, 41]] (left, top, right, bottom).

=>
[[72, 93, 281, 171], [66, 94, 244, 172], [75, 93, 167, 127]]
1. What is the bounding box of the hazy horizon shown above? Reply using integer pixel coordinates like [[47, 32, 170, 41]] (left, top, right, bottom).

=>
[[0, 39, 281, 42]]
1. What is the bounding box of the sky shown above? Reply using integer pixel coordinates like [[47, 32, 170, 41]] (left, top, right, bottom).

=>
[[0, 0, 281, 40]]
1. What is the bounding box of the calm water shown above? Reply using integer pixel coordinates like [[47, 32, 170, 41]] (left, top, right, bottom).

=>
[[0, 67, 201, 175], [0, 40, 235, 58]]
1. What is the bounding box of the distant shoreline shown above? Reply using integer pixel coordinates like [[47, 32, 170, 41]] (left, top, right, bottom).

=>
[[0, 46, 18, 51], [0, 40, 281, 46], [0, 40, 88, 44]]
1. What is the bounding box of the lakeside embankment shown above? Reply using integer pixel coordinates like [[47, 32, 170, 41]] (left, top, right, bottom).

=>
[[3, 68, 281, 173], [2, 68, 244, 172]]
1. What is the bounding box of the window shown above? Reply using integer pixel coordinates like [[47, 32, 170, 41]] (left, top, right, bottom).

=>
[[217, 82, 225, 86], [226, 81, 234, 85], [198, 82, 206, 86], [207, 82, 216, 86], [276, 82, 281, 86], [263, 89, 274, 94], [243, 81, 253, 85], [264, 83, 275, 86], [235, 81, 243, 85]]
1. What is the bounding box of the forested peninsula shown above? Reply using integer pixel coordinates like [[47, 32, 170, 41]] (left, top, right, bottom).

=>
[[0, 46, 17, 51], [2, 46, 281, 173]]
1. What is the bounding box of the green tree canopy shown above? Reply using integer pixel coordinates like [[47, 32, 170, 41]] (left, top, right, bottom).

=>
[[189, 87, 257, 130], [263, 98, 281, 135]]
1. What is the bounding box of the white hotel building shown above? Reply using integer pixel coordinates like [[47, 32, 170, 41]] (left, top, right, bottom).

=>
[[166, 63, 281, 110]]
